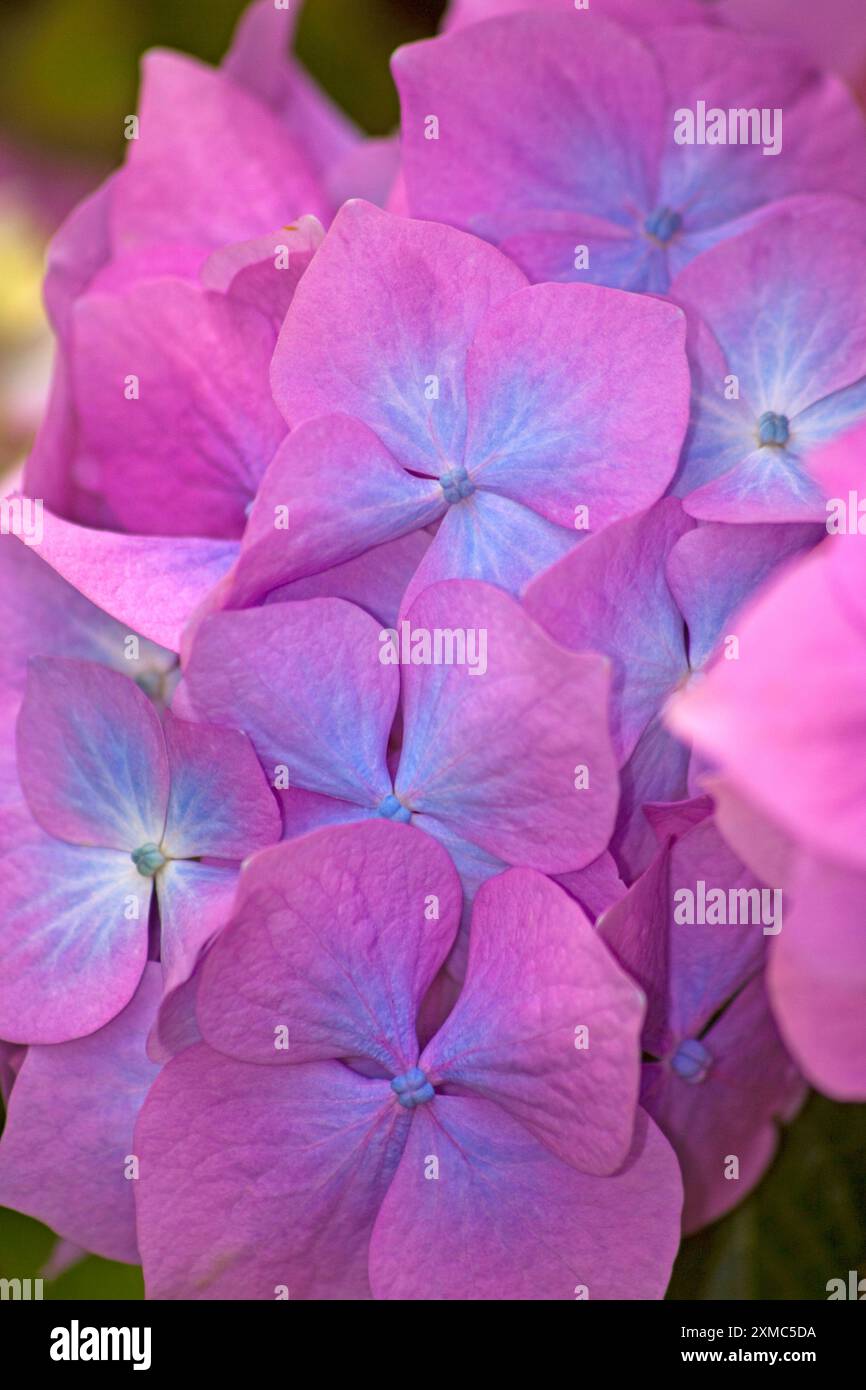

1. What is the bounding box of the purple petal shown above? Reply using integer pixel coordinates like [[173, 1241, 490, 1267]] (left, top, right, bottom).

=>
[[72, 278, 286, 537], [424, 868, 644, 1173], [228, 414, 443, 608], [17, 658, 169, 850], [463, 283, 688, 528], [269, 532, 432, 630], [665, 519, 821, 671], [0, 964, 161, 1261], [184, 600, 396, 809], [272, 199, 527, 471], [162, 711, 279, 860], [135, 1048, 406, 1299], [394, 15, 664, 257], [642, 974, 805, 1233], [0, 838, 150, 1043], [399, 490, 576, 611], [197, 822, 461, 1073], [369, 1100, 681, 1300], [396, 581, 618, 873], [156, 860, 240, 997], [525, 499, 692, 762]]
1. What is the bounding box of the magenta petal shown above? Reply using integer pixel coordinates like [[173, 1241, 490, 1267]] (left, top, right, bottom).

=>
[[200, 216, 324, 330], [198, 822, 461, 1073], [223, 0, 358, 186], [525, 499, 692, 762], [770, 853, 866, 1100], [72, 278, 286, 538], [41, 175, 114, 335], [463, 283, 688, 529], [162, 711, 279, 860], [396, 581, 618, 872], [15, 505, 237, 652], [424, 869, 644, 1174], [111, 50, 326, 253], [135, 1047, 405, 1300], [670, 540, 866, 870], [17, 659, 169, 850], [369, 1099, 681, 1300], [228, 414, 443, 608], [184, 600, 396, 809], [272, 199, 527, 469], [642, 974, 805, 1233], [0, 533, 175, 703], [0, 965, 161, 1262], [156, 860, 240, 998], [0, 838, 150, 1043]]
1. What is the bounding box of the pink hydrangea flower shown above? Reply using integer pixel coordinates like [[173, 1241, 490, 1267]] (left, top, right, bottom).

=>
[[670, 197, 866, 521], [134, 820, 682, 1299], [239, 198, 688, 606], [394, 12, 866, 292], [0, 659, 279, 1042], [181, 581, 619, 922], [599, 797, 805, 1231]]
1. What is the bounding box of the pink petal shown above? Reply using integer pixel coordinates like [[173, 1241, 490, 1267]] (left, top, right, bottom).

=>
[[424, 868, 644, 1173]]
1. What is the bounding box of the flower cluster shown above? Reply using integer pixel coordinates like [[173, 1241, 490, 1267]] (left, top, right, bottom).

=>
[[1, 0, 865, 1300]]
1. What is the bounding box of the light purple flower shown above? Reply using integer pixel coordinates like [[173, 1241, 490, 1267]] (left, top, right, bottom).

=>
[[670, 197, 866, 520], [524, 498, 819, 878], [0, 658, 279, 1042], [394, 12, 866, 292], [599, 798, 805, 1232], [219, 197, 689, 607], [134, 820, 681, 1299], [181, 581, 619, 918]]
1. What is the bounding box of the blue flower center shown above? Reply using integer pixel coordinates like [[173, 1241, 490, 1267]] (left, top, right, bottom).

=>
[[131, 842, 166, 877], [391, 1066, 435, 1109], [440, 466, 475, 504], [671, 1038, 712, 1085], [758, 411, 790, 447], [377, 793, 412, 823], [643, 206, 682, 244]]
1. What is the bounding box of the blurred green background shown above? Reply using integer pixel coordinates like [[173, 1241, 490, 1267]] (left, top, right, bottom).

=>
[[0, 0, 864, 1301], [0, 0, 446, 151]]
